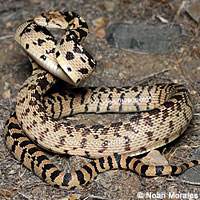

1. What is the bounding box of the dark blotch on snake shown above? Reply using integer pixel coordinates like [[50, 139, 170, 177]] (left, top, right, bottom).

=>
[[67, 67, 72, 72], [65, 52, 75, 60], [38, 39, 46, 46], [78, 68, 88, 74], [40, 55, 46, 61], [25, 44, 29, 49], [56, 51, 60, 58]]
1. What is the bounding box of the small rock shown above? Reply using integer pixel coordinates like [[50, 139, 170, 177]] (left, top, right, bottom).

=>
[[95, 27, 106, 38], [8, 44, 14, 51], [141, 150, 169, 166], [113, 57, 120, 63], [186, 3, 200, 23], [104, 1, 117, 12], [92, 16, 108, 27], [8, 170, 15, 175], [93, 17, 108, 38], [105, 61, 112, 68], [124, 57, 134, 68], [191, 90, 197, 95], [2, 89, 11, 99], [6, 21, 12, 28]]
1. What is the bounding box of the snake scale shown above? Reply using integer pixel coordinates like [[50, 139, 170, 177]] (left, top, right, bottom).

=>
[[4, 11, 200, 189]]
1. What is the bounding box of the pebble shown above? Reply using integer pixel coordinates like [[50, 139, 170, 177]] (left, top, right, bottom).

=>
[[186, 3, 200, 23], [105, 61, 112, 68], [92, 16, 108, 27], [103, 0, 117, 12], [92, 16, 108, 38], [95, 27, 106, 38], [2, 90, 11, 100], [141, 150, 169, 166]]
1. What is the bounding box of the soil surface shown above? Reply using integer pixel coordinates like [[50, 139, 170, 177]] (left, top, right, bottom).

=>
[[0, 0, 200, 199]]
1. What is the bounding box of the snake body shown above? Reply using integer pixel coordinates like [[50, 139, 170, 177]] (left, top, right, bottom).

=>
[[4, 11, 200, 189]]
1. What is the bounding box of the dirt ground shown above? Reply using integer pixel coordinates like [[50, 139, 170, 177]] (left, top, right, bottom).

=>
[[0, 0, 200, 199]]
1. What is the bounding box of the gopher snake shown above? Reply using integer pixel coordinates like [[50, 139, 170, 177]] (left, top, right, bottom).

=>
[[4, 11, 200, 189]]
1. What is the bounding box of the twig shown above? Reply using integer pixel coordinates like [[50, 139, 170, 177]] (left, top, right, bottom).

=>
[[16, 191, 30, 200], [136, 68, 169, 84], [0, 35, 13, 40], [167, 178, 200, 186], [0, 189, 9, 200], [83, 195, 114, 200]]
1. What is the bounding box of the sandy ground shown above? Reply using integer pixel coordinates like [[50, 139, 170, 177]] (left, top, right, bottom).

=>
[[0, 0, 200, 199]]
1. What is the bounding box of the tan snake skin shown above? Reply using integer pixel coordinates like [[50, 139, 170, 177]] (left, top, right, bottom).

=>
[[4, 11, 200, 189]]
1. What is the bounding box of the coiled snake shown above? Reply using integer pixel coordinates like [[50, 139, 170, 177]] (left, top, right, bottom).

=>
[[4, 11, 200, 189]]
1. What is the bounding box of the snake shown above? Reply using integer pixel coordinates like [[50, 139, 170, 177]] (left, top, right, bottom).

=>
[[4, 11, 200, 190]]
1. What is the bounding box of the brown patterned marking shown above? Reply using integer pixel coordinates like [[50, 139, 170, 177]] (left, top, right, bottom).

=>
[[80, 138, 87, 148], [130, 115, 141, 124], [22, 111, 28, 116], [102, 140, 108, 147], [145, 131, 153, 141], [183, 112, 189, 124], [162, 109, 169, 121], [29, 99, 37, 106], [54, 123, 62, 132], [25, 108, 30, 113], [100, 128, 109, 135], [39, 128, 49, 142], [59, 135, 66, 146], [91, 124, 104, 131], [144, 116, 153, 127], [93, 134, 99, 139], [81, 128, 91, 137], [98, 140, 108, 153], [32, 120, 37, 126], [124, 123, 132, 131], [37, 105, 44, 113], [139, 147, 147, 153], [36, 76, 50, 91], [31, 91, 41, 101], [65, 127, 74, 137], [40, 115, 48, 125], [124, 136, 131, 151], [113, 132, 121, 137], [75, 124, 86, 131], [176, 102, 182, 112], [33, 111, 38, 116], [111, 122, 122, 128], [169, 120, 174, 131], [19, 97, 26, 104], [149, 108, 162, 119]]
